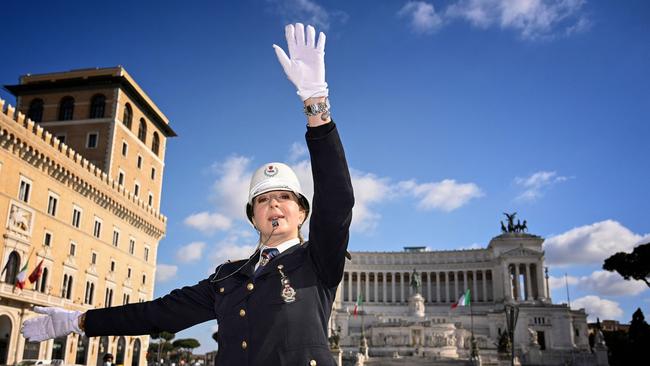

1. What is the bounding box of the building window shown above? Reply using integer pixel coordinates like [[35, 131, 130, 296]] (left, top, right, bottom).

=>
[[93, 218, 102, 238], [123, 103, 133, 129], [43, 231, 52, 247], [62, 274, 73, 299], [152, 132, 160, 155], [118, 170, 125, 186], [148, 193, 153, 207], [110, 260, 116, 272], [151, 167, 156, 180], [84, 281, 95, 304], [127, 267, 132, 278], [134, 183, 140, 198], [3, 251, 20, 284], [18, 177, 32, 203], [122, 141, 128, 156], [27, 98, 44, 122], [38, 268, 49, 293], [112, 229, 120, 247], [129, 239, 135, 255], [47, 193, 58, 216], [138, 118, 147, 143], [137, 155, 142, 169], [58, 96, 75, 121], [142, 274, 146, 285], [69, 242, 76, 256], [91, 252, 97, 265], [105, 288, 113, 307], [86, 132, 98, 149], [144, 247, 149, 262], [89, 94, 106, 119], [123, 294, 130, 305], [72, 206, 82, 228]]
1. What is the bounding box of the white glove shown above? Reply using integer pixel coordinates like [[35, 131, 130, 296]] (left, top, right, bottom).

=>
[[273, 23, 328, 101], [21, 306, 84, 342]]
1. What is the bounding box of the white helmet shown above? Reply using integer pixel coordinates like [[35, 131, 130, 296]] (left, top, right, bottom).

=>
[[246, 162, 310, 225]]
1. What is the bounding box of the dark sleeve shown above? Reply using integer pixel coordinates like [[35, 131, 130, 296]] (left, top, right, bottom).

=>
[[306, 122, 355, 288], [85, 278, 217, 336]]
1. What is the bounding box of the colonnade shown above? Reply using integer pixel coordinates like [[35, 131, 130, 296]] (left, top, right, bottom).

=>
[[342, 269, 494, 304], [503, 262, 546, 301]]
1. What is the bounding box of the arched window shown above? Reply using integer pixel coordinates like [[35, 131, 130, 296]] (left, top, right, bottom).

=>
[[137, 119, 147, 143], [58, 96, 75, 121], [89, 94, 106, 118], [3, 251, 20, 284], [27, 98, 44, 122], [116, 336, 126, 365], [39, 267, 49, 293], [131, 338, 141, 366], [75, 336, 89, 365], [152, 132, 160, 155], [123, 103, 133, 129]]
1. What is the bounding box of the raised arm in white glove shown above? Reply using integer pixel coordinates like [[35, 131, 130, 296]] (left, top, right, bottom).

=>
[[273, 23, 328, 101], [21, 306, 84, 342]]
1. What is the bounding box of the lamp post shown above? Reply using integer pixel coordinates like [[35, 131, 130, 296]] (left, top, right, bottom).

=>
[[504, 304, 519, 366]]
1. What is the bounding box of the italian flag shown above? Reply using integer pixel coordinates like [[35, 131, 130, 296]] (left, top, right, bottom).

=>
[[15, 260, 29, 290], [451, 289, 470, 309], [353, 293, 364, 318]]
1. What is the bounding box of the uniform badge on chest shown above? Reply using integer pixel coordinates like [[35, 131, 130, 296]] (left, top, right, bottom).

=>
[[277, 264, 296, 303]]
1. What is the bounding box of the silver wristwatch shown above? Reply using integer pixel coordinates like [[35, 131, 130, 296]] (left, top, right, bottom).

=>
[[303, 99, 330, 117]]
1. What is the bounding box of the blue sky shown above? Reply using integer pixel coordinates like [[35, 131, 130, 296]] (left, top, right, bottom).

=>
[[1, 0, 649, 354]]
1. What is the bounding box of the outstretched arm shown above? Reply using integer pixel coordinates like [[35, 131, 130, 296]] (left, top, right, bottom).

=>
[[274, 23, 354, 287]]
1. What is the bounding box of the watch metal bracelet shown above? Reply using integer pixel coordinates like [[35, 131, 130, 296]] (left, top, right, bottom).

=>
[[304, 101, 329, 117]]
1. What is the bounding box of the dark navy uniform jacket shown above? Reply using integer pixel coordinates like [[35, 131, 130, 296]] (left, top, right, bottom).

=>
[[85, 122, 354, 366]]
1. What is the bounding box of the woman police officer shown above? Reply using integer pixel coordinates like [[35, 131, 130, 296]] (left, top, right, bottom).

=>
[[21, 23, 354, 366]]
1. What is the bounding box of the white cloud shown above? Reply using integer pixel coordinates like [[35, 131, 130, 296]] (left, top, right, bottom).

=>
[[445, 0, 588, 39], [155, 264, 178, 283], [398, 1, 444, 34], [176, 241, 207, 263], [184, 212, 232, 234], [578, 270, 647, 296], [514, 170, 568, 202], [211, 155, 253, 222], [544, 220, 644, 266], [548, 274, 578, 289], [398, 179, 484, 211], [288, 142, 308, 162], [209, 230, 258, 269], [572, 295, 623, 321], [550, 271, 646, 296], [266, 0, 349, 31], [207, 150, 482, 235]]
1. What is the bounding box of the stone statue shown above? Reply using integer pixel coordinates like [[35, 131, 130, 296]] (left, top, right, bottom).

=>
[[410, 268, 421, 294], [501, 221, 507, 233], [9, 205, 29, 231], [528, 328, 538, 345], [328, 327, 340, 349], [503, 212, 517, 232]]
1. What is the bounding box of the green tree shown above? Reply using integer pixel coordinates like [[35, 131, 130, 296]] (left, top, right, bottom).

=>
[[150, 331, 176, 364], [172, 338, 201, 363], [603, 242, 650, 287]]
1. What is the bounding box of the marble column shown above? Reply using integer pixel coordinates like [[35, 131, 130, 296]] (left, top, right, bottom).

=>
[[503, 263, 512, 301], [436, 272, 441, 303], [454, 272, 459, 302], [374, 272, 378, 302], [463, 271, 468, 296], [401, 272, 406, 303], [365, 272, 370, 301], [472, 270, 478, 302], [514, 264, 521, 301], [537, 263, 546, 300], [392, 272, 396, 303], [356, 271, 361, 302], [427, 272, 432, 302], [381, 272, 388, 303], [525, 264, 533, 301], [482, 270, 488, 302], [445, 271, 451, 302]]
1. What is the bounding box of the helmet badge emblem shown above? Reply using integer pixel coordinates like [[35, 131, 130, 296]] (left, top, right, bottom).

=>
[[264, 165, 279, 177]]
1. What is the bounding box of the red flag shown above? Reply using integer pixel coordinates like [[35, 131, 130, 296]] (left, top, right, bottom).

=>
[[28, 259, 44, 284]]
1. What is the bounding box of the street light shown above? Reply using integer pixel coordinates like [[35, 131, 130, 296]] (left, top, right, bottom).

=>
[[504, 304, 519, 366]]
